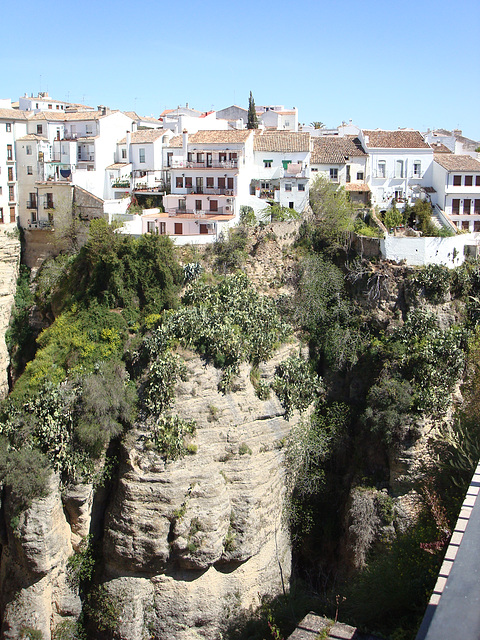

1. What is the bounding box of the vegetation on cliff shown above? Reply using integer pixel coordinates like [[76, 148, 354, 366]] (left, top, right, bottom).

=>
[[2, 207, 480, 640]]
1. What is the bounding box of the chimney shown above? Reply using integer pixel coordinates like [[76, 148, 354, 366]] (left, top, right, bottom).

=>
[[182, 129, 188, 164], [126, 131, 131, 162], [453, 129, 462, 137]]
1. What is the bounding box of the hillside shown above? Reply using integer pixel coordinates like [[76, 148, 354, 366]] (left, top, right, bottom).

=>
[[0, 218, 479, 640]]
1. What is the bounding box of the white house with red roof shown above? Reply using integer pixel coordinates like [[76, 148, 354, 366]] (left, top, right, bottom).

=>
[[431, 154, 480, 232], [358, 129, 434, 210], [159, 129, 254, 243]]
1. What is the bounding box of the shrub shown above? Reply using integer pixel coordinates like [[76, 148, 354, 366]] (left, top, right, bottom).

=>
[[0, 440, 50, 512], [144, 414, 196, 461], [212, 227, 249, 272], [240, 205, 256, 227], [409, 264, 452, 303], [66, 534, 96, 591], [272, 355, 323, 419]]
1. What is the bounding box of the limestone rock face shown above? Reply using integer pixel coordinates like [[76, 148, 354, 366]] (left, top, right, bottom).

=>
[[0, 226, 21, 399], [102, 345, 298, 639], [0, 475, 80, 640]]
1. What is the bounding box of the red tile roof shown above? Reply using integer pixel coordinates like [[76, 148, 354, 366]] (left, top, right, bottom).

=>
[[434, 154, 480, 171], [253, 130, 310, 152], [311, 135, 366, 164], [362, 129, 430, 149]]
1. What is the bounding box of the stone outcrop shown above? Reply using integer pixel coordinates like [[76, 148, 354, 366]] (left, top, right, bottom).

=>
[[0, 225, 21, 399], [102, 345, 297, 639], [0, 343, 301, 639]]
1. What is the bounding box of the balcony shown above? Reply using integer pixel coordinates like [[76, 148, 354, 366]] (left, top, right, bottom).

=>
[[185, 160, 239, 170], [28, 220, 53, 230], [169, 207, 228, 217], [181, 187, 235, 196], [112, 179, 131, 188], [26, 200, 37, 209]]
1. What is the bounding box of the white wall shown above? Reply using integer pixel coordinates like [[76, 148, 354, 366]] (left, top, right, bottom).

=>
[[381, 234, 479, 266]]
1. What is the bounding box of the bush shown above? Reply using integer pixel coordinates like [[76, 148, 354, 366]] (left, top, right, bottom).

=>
[[144, 414, 196, 461], [0, 440, 50, 512], [409, 264, 452, 303], [272, 355, 323, 419], [212, 227, 249, 272]]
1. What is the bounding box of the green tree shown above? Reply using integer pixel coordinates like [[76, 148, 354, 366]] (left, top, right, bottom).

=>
[[310, 121, 325, 130], [309, 175, 355, 253], [247, 91, 259, 130]]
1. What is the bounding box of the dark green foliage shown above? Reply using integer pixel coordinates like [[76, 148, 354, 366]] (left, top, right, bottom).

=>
[[409, 263, 452, 303], [66, 534, 96, 591], [6, 264, 36, 376], [20, 629, 43, 640], [144, 414, 197, 461], [261, 204, 301, 223], [142, 351, 187, 416], [308, 176, 355, 253], [52, 619, 86, 640], [83, 585, 121, 635], [273, 355, 323, 419], [362, 370, 415, 446], [49, 219, 182, 317], [0, 440, 50, 512], [212, 227, 249, 272], [247, 91, 259, 130], [239, 205, 256, 227]]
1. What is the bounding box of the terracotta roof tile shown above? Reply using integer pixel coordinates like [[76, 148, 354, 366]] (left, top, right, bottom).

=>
[[434, 154, 480, 172], [311, 136, 366, 164], [362, 129, 430, 149], [168, 130, 252, 147], [106, 162, 130, 169], [253, 131, 310, 152], [429, 143, 452, 153], [29, 110, 120, 122], [0, 108, 29, 120], [119, 130, 168, 144], [16, 134, 48, 141], [345, 183, 370, 191]]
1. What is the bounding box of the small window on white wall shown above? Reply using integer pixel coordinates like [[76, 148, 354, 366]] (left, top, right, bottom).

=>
[[396, 160, 404, 178], [378, 161, 386, 178], [121, 148, 127, 159], [139, 148, 145, 163], [26, 145, 32, 155], [413, 161, 421, 177]]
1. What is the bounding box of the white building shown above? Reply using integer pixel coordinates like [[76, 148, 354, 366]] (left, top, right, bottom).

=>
[[310, 135, 369, 205], [256, 106, 299, 132], [18, 91, 94, 114], [160, 129, 254, 243], [359, 130, 433, 210], [431, 153, 480, 232], [250, 131, 311, 215], [0, 108, 28, 225]]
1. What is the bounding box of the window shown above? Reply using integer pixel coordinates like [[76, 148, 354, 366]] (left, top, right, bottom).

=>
[[9, 207, 15, 223], [37, 124, 43, 135], [395, 160, 404, 178], [263, 159, 272, 168], [475, 221, 480, 232], [329, 168, 338, 181], [413, 161, 421, 177], [195, 200, 202, 211], [476, 176, 480, 186], [6, 123, 11, 132], [7, 145, 12, 160], [139, 148, 145, 163], [464, 199, 471, 215], [394, 189, 403, 201], [167, 152, 173, 167], [185, 176, 192, 189], [346, 165, 351, 183], [197, 153, 204, 163], [227, 177, 234, 190], [298, 183, 305, 191], [453, 175, 462, 186], [282, 160, 292, 170], [475, 200, 480, 215], [0, 187, 2, 194], [147, 221, 156, 233], [176, 177, 183, 188], [289, 202, 294, 209], [219, 153, 227, 163], [377, 161, 386, 178], [27, 166, 33, 175], [218, 177, 226, 190], [285, 183, 292, 191], [174, 223, 183, 235], [26, 145, 32, 156], [187, 152, 193, 163], [206, 177, 214, 188], [121, 148, 127, 159], [86, 125, 93, 135], [45, 193, 54, 209], [8, 167, 13, 181], [56, 105, 60, 110], [8, 186, 14, 201], [0, 208, 3, 223], [48, 104, 52, 109], [311, 167, 318, 172], [452, 199, 460, 214], [357, 171, 364, 180], [209, 200, 218, 212], [465, 175, 473, 186]]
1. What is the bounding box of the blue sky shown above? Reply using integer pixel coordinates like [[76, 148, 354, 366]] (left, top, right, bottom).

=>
[[3, 0, 480, 139]]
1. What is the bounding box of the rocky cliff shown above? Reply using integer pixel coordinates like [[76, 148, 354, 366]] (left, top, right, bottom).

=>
[[1, 343, 301, 639], [0, 226, 21, 399]]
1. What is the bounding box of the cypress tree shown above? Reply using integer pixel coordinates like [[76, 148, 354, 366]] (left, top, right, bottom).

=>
[[247, 91, 259, 129]]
